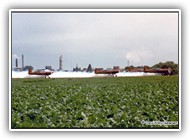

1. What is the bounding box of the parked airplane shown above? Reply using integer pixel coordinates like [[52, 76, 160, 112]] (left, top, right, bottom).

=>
[[28, 69, 53, 78], [95, 68, 119, 77]]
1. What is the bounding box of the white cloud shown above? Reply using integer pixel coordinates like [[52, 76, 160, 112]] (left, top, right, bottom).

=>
[[126, 49, 154, 66], [12, 54, 19, 59]]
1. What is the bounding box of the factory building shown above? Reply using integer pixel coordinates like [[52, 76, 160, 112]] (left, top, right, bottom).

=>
[[14, 54, 24, 71], [73, 64, 81, 72]]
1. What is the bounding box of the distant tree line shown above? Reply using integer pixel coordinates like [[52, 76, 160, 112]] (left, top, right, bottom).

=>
[[23, 65, 33, 71], [151, 61, 178, 75], [125, 61, 178, 75]]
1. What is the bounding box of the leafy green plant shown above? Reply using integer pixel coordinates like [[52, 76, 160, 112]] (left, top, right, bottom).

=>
[[11, 76, 179, 129]]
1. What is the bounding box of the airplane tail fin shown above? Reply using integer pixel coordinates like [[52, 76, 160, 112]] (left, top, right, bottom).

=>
[[95, 68, 101, 74], [143, 66, 148, 72], [28, 69, 32, 74], [95, 68, 98, 74]]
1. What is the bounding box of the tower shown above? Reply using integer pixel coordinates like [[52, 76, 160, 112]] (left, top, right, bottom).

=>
[[22, 54, 24, 69], [59, 55, 63, 70], [16, 58, 18, 68]]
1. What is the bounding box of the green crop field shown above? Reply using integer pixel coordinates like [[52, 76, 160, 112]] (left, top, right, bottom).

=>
[[11, 76, 179, 129]]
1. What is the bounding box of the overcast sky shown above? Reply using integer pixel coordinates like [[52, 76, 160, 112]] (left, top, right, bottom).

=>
[[12, 11, 179, 70]]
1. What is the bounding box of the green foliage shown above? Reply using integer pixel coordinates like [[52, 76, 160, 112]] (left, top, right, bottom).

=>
[[11, 76, 179, 129], [152, 61, 178, 75], [23, 65, 34, 71]]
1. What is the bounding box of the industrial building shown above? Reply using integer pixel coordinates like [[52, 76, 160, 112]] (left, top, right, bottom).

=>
[[13, 54, 24, 71]]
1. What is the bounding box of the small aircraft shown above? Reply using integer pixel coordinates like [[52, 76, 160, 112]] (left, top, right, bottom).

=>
[[143, 67, 171, 75], [95, 68, 119, 77], [28, 69, 53, 78]]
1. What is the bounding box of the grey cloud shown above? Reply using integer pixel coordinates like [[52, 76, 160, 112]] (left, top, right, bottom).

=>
[[12, 12, 178, 70]]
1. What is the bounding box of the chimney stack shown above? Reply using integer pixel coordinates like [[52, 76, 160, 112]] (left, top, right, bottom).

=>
[[59, 55, 63, 70], [22, 54, 24, 69], [16, 58, 18, 68]]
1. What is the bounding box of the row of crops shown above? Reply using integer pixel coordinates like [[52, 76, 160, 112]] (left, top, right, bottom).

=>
[[11, 76, 179, 129]]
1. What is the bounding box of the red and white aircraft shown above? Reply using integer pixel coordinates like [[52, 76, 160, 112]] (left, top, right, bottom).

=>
[[28, 69, 53, 78]]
